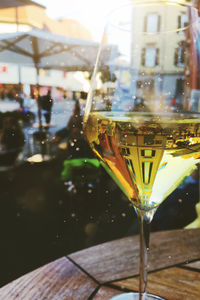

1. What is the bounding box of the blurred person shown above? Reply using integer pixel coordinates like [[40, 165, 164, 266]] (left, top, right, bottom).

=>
[[0, 116, 25, 165], [41, 90, 53, 126], [0, 90, 5, 100], [0, 116, 24, 151], [17, 86, 24, 110]]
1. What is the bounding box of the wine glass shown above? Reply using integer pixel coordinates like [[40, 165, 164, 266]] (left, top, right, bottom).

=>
[[84, 1, 200, 299]]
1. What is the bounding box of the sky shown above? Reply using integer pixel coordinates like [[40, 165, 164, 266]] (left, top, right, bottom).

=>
[[36, 0, 124, 41]]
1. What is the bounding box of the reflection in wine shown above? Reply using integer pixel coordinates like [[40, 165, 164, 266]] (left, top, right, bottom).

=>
[[85, 111, 200, 216]]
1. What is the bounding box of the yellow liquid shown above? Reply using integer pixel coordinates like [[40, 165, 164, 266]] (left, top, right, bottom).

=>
[[85, 111, 200, 210]]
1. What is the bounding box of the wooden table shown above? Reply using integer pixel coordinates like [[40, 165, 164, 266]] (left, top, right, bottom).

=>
[[0, 228, 200, 300]]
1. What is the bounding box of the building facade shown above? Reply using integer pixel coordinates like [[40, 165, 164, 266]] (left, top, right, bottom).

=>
[[130, 2, 192, 105]]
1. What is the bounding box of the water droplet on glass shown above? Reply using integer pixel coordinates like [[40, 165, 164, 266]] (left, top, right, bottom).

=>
[[185, 260, 189, 264]]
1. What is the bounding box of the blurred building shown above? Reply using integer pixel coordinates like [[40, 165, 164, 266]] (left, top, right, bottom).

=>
[[0, 3, 92, 99], [130, 3, 192, 103], [0, 4, 92, 40], [111, 0, 199, 110]]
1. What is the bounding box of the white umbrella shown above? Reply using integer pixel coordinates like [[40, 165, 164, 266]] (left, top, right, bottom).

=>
[[0, 29, 101, 72], [0, 29, 105, 127]]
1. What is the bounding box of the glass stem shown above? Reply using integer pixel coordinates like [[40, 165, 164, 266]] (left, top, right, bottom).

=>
[[138, 210, 151, 299]]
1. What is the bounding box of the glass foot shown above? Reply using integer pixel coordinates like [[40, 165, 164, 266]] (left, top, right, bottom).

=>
[[110, 292, 165, 300]]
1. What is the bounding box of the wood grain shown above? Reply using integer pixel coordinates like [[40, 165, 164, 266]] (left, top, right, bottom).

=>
[[0, 257, 97, 300], [0, 229, 199, 300], [112, 267, 200, 300], [69, 228, 200, 283]]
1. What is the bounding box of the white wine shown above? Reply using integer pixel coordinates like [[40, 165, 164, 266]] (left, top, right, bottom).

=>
[[85, 111, 200, 210]]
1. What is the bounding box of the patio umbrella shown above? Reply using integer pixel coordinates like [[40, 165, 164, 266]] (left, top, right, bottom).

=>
[[0, 0, 42, 8], [0, 29, 102, 72], [0, 29, 108, 127]]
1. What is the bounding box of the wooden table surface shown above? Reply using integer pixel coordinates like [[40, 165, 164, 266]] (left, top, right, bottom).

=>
[[0, 228, 200, 300]]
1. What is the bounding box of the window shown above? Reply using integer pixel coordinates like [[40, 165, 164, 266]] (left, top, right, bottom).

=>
[[142, 162, 153, 184], [174, 41, 186, 67], [178, 13, 188, 32], [141, 149, 156, 157], [175, 78, 184, 97], [145, 14, 160, 33], [141, 47, 159, 67]]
